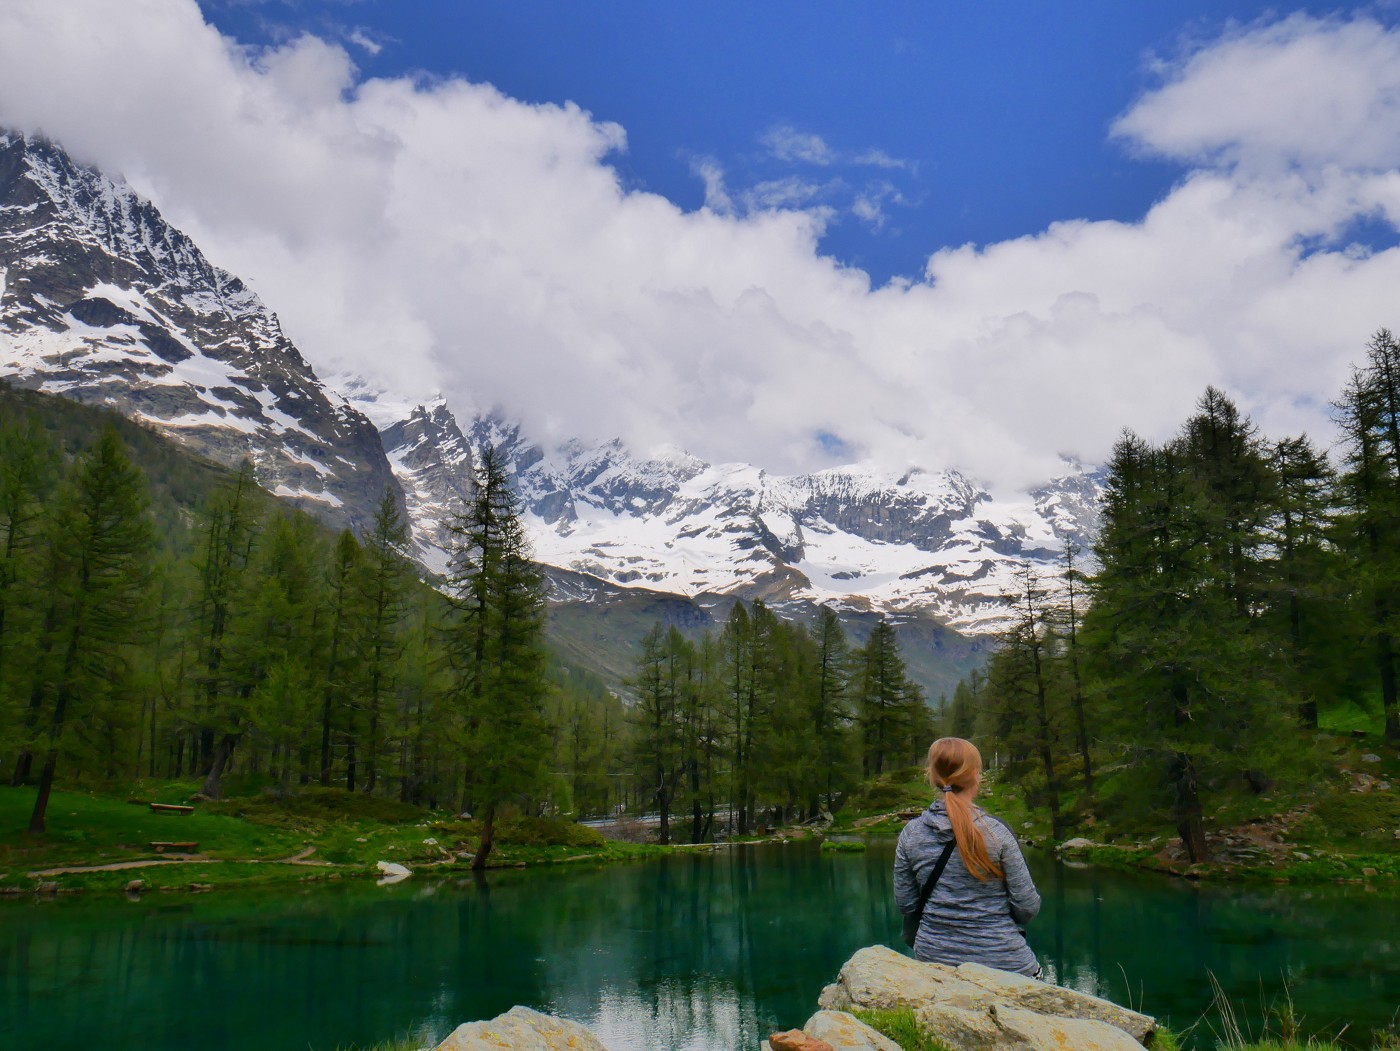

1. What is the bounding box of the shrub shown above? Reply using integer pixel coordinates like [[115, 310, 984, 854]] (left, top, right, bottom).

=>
[[1306, 792, 1400, 842], [205, 787, 425, 826], [494, 817, 606, 847]]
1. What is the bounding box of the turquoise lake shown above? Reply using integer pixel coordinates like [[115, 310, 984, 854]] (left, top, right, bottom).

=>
[[1, 842, 1397, 1050]]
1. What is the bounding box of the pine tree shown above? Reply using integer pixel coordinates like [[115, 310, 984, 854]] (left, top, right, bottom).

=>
[[855, 617, 926, 776], [193, 462, 261, 797], [1269, 435, 1339, 729], [1084, 391, 1291, 862], [989, 561, 1066, 841], [2, 414, 54, 784], [1335, 331, 1400, 743], [809, 605, 853, 813], [444, 444, 550, 868], [26, 427, 153, 833], [1057, 540, 1093, 805], [359, 488, 412, 793]]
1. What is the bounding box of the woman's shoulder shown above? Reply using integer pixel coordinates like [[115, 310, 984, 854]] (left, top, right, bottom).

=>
[[973, 807, 1017, 844]]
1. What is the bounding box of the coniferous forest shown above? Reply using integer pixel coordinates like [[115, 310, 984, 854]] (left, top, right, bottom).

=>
[[0, 384, 934, 845], [7, 332, 1400, 857], [965, 330, 1400, 860]]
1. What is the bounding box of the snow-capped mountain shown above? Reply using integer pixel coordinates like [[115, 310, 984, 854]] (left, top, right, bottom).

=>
[[369, 399, 1102, 634], [0, 131, 397, 532], [0, 129, 1099, 643]]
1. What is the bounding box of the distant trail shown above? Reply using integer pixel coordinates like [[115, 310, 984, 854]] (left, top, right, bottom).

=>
[[27, 846, 332, 877]]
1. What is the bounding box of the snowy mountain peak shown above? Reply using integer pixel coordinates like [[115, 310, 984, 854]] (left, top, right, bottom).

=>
[[0, 130, 398, 532], [366, 393, 1102, 633]]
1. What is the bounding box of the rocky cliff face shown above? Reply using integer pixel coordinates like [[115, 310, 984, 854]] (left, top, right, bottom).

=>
[[0, 131, 398, 532]]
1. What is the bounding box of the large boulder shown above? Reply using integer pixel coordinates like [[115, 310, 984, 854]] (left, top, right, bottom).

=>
[[817, 946, 1155, 1051], [432, 1006, 608, 1050], [803, 1010, 901, 1051]]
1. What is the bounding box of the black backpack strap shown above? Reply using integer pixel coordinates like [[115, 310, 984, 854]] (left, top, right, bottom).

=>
[[914, 839, 956, 919]]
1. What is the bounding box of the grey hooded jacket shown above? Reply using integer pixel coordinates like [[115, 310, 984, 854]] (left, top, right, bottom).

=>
[[894, 799, 1041, 976]]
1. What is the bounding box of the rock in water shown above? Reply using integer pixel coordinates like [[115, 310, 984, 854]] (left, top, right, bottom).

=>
[[803, 1010, 900, 1051], [376, 861, 411, 886], [818, 945, 1155, 1049], [433, 1006, 607, 1051], [769, 1028, 835, 1051]]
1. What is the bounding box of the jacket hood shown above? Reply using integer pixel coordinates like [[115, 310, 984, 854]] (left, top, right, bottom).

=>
[[920, 799, 954, 837]]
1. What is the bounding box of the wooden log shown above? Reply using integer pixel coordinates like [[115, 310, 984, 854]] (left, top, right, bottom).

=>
[[150, 841, 198, 853], [149, 803, 194, 815]]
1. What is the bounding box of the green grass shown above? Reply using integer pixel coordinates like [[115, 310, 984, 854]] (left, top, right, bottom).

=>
[[820, 839, 867, 853], [850, 1009, 953, 1051], [0, 784, 665, 895]]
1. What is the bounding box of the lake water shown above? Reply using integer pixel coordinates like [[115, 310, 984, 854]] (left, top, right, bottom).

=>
[[1, 841, 1397, 1050]]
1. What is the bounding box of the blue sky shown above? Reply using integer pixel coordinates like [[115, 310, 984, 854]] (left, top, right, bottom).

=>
[[6, 2, 1400, 486], [200, 1, 1395, 284]]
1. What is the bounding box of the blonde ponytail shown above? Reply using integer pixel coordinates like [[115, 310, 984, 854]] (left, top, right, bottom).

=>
[[927, 737, 1002, 881]]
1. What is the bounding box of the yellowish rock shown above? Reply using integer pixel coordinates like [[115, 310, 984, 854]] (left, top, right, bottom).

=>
[[432, 1006, 608, 1051], [803, 1010, 901, 1051]]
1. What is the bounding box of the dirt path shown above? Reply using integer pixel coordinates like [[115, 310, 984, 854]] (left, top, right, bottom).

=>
[[27, 845, 332, 877]]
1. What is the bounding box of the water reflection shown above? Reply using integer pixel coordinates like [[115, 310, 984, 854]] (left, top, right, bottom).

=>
[[0, 842, 1396, 1051]]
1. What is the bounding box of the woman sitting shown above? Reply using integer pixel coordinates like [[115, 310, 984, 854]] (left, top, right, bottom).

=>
[[894, 737, 1042, 977]]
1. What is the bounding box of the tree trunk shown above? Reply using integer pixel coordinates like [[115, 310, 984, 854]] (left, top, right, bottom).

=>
[[201, 733, 238, 799], [471, 801, 497, 870], [27, 748, 59, 834], [1171, 752, 1209, 862], [319, 691, 334, 787]]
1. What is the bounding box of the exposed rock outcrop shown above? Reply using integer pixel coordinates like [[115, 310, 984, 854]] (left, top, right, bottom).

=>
[[817, 945, 1155, 1050], [803, 1010, 900, 1051], [432, 1006, 608, 1051]]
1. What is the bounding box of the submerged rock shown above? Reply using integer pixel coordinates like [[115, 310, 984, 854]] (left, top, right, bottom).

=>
[[817, 945, 1155, 1050], [432, 1006, 606, 1051]]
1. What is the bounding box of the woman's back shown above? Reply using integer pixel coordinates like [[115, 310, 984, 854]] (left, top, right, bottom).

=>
[[894, 799, 1041, 976]]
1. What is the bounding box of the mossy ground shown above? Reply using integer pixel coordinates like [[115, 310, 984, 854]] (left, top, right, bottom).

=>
[[0, 784, 662, 896]]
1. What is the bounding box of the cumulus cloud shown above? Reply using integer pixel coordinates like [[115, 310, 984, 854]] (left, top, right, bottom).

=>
[[0, 1, 1398, 492], [1115, 14, 1400, 173]]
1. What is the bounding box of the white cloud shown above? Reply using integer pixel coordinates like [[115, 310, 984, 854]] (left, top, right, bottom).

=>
[[347, 28, 384, 57], [0, 1, 1398, 492], [1114, 14, 1400, 173], [760, 124, 833, 165]]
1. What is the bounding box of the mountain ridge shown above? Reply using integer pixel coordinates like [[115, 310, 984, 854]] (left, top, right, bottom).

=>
[[0, 128, 1100, 697]]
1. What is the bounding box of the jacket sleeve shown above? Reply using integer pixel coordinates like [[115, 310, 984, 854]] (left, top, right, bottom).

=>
[[893, 831, 920, 916], [997, 827, 1041, 925]]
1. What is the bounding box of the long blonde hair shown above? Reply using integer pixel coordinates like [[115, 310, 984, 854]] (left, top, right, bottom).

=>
[[927, 737, 1002, 881]]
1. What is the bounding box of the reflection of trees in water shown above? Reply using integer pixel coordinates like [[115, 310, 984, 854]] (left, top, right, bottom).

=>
[[6, 848, 1400, 1051]]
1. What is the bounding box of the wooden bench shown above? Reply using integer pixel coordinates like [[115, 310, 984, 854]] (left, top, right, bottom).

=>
[[150, 842, 198, 854], [149, 803, 194, 815]]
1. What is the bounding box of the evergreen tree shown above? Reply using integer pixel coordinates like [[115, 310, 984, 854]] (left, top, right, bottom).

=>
[[855, 617, 927, 776], [193, 462, 261, 797], [1056, 541, 1093, 806], [1335, 331, 1400, 743], [1084, 391, 1291, 861], [444, 444, 551, 868], [1269, 435, 1339, 729], [808, 605, 854, 813], [26, 427, 153, 833], [988, 561, 1066, 841], [359, 488, 413, 792]]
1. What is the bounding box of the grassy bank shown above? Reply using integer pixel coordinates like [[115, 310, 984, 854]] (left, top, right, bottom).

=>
[[825, 737, 1400, 887], [0, 784, 662, 896]]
